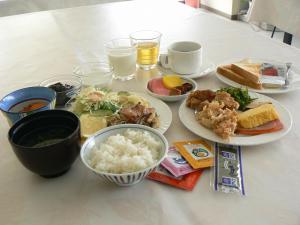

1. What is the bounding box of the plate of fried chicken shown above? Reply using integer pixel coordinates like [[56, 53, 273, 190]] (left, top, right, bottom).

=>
[[179, 89, 292, 146]]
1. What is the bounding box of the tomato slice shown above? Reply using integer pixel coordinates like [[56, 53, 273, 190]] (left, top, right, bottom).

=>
[[236, 119, 284, 135]]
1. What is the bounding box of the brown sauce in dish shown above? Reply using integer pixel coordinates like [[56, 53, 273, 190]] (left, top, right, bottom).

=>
[[20, 102, 47, 112]]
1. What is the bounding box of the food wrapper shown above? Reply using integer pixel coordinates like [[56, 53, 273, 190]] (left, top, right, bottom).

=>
[[212, 143, 245, 195], [174, 140, 213, 169], [147, 165, 203, 191], [161, 146, 198, 177]]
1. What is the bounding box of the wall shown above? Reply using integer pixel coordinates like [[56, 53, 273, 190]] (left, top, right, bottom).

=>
[[201, 0, 241, 16]]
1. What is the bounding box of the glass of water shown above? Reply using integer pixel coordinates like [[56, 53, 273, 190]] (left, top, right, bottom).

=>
[[105, 38, 137, 81], [73, 61, 113, 88]]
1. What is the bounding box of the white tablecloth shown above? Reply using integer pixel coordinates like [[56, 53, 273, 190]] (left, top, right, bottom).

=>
[[248, 0, 300, 38], [1, 1, 300, 225]]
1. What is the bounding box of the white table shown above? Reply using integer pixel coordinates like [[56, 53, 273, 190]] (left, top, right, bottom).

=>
[[0, 0, 125, 17], [1, 1, 300, 225]]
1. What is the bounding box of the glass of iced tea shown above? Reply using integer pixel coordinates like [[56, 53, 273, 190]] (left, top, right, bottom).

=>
[[130, 30, 162, 70]]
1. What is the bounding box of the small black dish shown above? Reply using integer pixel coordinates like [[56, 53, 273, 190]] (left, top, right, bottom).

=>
[[40, 75, 82, 108], [8, 110, 80, 178]]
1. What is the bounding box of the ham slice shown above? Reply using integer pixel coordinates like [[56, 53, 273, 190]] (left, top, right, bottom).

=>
[[148, 78, 170, 96], [236, 119, 283, 135]]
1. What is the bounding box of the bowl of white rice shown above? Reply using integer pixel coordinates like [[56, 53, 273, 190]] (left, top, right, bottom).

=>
[[80, 124, 168, 186]]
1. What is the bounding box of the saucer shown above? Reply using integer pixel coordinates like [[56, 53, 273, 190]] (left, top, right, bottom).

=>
[[158, 60, 215, 79]]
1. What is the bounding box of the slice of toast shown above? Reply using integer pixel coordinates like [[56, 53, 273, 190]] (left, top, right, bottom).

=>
[[217, 65, 262, 89], [231, 63, 261, 83]]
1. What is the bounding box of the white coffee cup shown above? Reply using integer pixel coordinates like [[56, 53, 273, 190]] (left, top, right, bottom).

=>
[[160, 41, 202, 74]]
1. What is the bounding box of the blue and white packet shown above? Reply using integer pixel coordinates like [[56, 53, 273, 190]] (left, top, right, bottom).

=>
[[212, 143, 245, 195]]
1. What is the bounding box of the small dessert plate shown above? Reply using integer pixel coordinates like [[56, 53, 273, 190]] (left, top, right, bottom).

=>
[[146, 76, 197, 102]]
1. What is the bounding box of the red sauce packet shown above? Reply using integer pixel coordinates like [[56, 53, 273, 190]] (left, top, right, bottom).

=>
[[147, 165, 203, 191]]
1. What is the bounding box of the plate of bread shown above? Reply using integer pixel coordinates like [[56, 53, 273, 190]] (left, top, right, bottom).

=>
[[216, 58, 300, 94], [179, 88, 292, 146]]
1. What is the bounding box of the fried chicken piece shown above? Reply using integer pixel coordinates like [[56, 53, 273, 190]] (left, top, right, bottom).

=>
[[196, 100, 210, 112], [196, 101, 224, 128], [186, 90, 216, 109], [195, 101, 238, 139], [212, 109, 238, 139], [214, 91, 239, 110]]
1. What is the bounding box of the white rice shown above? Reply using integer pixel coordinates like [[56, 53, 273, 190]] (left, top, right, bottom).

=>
[[88, 129, 162, 174]]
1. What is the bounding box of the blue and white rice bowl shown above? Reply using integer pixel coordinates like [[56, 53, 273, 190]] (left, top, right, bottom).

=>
[[0, 86, 56, 126], [80, 124, 168, 186]]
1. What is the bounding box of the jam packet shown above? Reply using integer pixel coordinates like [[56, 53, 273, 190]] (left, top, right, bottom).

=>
[[147, 165, 203, 191], [161, 146, 197, 177], [261, 63, 286, 77], [212, 143, 245, 195], [174, 140, 213, 169]]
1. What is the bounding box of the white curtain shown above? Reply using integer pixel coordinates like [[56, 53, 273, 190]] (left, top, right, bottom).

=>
[[248, 0, 300, 38]]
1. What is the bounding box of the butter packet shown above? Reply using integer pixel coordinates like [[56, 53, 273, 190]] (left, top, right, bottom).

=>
[[147, 165, 203, 191], [161, 146, 197, 177], [174, 140, 213, 169]]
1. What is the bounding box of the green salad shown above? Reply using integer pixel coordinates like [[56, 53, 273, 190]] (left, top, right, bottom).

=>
[[218, 87, 256, 111], [71, 87, 155, 137], [72, 87, 150, 116], [72, 88, 117, 116]]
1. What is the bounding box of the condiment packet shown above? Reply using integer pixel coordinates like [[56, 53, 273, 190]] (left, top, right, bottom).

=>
[[147, 165, 203, 191], [161, 146, 197, 177], [261, 76, 285, 88], [174, 140, 213, 169], [261, 63, 286, 77], [212, 143, 245, 195], [260, 63, 286, 88]]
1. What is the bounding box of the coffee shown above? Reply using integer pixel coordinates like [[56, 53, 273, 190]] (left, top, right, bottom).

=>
[[160, 41, 202, 74]]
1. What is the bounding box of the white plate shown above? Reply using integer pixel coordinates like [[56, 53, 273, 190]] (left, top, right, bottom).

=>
[[158, 60, 215, 79], [178, 92, 292, 146], [137, 93, 172, 134], [216, 58, 300, 94]]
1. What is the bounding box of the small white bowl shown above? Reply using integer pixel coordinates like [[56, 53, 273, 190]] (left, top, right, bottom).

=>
[[146, 76, 197, 102], [80, 124, 168, 186]]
